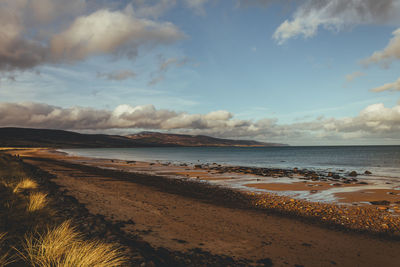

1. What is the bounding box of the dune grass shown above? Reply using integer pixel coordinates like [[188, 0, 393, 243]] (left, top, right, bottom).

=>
[[0, 152, 129, 266], [0, 233, 13, 266], [26, 192, 48, 212], [13, 178, 38, 193], [20, 221, 127, 267]]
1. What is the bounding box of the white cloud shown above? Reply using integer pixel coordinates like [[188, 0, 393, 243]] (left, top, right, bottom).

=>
[[0, 102, 242, 131], [51, 9, 184, 62], [0, 1, 184, 72], [1, 101, 400, 144], [273, 0, 400, 44], [363, 28, 400, 67], [345, 71, 365, 82], [371, 77, 400, 92]]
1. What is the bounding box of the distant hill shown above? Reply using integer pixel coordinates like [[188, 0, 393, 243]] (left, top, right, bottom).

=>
[[0, 128, 287, 148], [126, 131, 287, 147], [0, 127, 140, 148]]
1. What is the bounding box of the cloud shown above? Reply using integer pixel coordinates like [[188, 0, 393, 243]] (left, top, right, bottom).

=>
[[1, 101, 400, 143], [149, 56, 188, 85], [97, 70, 136, 81], [362, 28, 400, 67], [0, 1, 184, 72], [183, 0, 209, 15], [0, 102, 241, 131], [50, 9, 184, 62], [345, 71, 365, 82], [371, 77, 400, 92], [0, 0, 86, 71], [273, 0, 400, 44]]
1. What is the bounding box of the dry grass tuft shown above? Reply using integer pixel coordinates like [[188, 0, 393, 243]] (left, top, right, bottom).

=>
[[26, 192, 47, 212], [13, 178, 38, 193], [20, 221, 127, 267], [0, 233, 12, 266]]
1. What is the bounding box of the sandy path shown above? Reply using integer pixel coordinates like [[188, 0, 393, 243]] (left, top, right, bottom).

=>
[[25, 157, 400, 267]]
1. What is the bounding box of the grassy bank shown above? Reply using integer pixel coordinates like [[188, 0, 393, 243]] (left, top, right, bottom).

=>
[[0, 153, 127, 266]]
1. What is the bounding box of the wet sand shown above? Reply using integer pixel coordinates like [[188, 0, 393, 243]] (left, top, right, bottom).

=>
[[244, 181, 362, 192], [7, 148, 400, 266]]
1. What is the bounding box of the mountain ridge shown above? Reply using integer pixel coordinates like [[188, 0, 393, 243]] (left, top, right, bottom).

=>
[[126, 131, 287, 147], [0, 127, 287, 148]]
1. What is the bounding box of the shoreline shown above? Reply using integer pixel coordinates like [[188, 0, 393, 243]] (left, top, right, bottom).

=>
[[6, 148, 400, 266], [11, 148, 400, 236], [55, 148, 400, 207]]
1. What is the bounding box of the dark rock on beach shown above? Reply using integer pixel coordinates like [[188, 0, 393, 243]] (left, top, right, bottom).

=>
[[370, 200, 391, 206], [348, 171, 358, 177]]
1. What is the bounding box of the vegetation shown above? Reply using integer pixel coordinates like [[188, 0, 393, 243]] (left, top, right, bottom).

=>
[[0, 152, 127, 266], [20, 221, 126, 267], [13, 178, 38, 193], [26, 192, 47, 212]]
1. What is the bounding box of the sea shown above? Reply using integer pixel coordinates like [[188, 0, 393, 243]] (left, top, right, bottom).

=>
[[62, 146, 400, 179]]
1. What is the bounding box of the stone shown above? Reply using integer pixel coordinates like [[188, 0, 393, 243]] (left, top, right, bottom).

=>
[[370, 200, 390, 205], [348, 171, 358, 177], [364, 170, 372, 175]]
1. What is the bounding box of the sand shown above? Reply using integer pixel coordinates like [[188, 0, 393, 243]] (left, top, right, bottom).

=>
[[16, 148, 400, 207], [7, 148, 400, 266]]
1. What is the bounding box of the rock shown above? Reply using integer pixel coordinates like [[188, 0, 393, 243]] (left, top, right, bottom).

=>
[[257, 258, 273, 267], [364, 170, 372, 175], [348, 171, 358, 177], [370, 200, 390, 205]]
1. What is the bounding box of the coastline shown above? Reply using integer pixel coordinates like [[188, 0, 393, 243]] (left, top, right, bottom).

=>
[[5, 148, 400, 266], [53, 148, 400, 207], [15, 148, 400, 232]]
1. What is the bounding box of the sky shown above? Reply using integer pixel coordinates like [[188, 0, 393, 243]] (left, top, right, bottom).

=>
[[0, 0, 400, 145]]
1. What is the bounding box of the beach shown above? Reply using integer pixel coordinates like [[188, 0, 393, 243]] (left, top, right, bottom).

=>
[[3, 148, 399, 266]]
